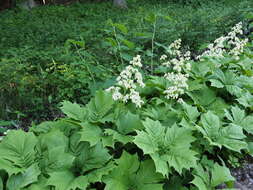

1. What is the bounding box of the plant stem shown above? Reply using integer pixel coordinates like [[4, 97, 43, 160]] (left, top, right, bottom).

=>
[[113, 26, 124, 67], [151, 18, 156, 74]]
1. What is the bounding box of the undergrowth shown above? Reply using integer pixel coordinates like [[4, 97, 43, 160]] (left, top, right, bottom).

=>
[[0, 19, 253, 189], [0, 0, 252, 128]]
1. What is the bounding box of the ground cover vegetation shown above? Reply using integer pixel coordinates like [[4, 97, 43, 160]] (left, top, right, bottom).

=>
[[0, 0, 252, 127], [0, 0, 253, 189], [0, 16, 253, 189]]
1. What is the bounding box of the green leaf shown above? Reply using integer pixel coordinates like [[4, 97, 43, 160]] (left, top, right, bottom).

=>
[[122, 39, 135, 49], [226, 85, 243, 97], [163, 124, 197, 174], [150, 154, 169, 177], [191, 61, 212, 78], [106, 37, 117, 47], [43, 146, 75, 172], [104, 129, 134, 145], [39, 128, 68, 150], [86, 161, 116, 183], [25, 176, 50, 190], [0, 130, 38, 175], [134, 119, 197, 176], [60, 101, 87, 121], [199, 111, 247, 152], [0, 120, 12, 126], [47, 170, 88, 190], [225, 106, 245, 124], [87, 90, 114, 123], [103, 152, 163, 190], [241, 116, 253, 134], [192, 177, 208, 190], [145, 13, 157, 23], [211, 163, 234, 187], [209, 79, 224, 88], [192, 163, 234, 190], [79, 122, 103, 146], [0, 177, 2, 190], [113, 23, 128, 34], [182, 103, 200, 122], [136, 159, 163, 185], [247, 142, 253, 156], [207, 98, 229, 118], [164, 176, 189, 190], [7, 164, 41, 190], [225, 106, 253, 135], [74, 142, 111, 173], [116, 111, 143, 135], [38, 129, 74, 172], [236, 92, 253, 108], [192, 164, 210, 190], [187, 85, 216, 106], [134, 120, 161, 154]]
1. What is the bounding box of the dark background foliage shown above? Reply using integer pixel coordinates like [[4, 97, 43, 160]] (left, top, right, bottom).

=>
[[0, 0, 252, 128]]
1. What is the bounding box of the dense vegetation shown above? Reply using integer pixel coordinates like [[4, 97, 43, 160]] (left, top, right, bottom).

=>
[[0, 0, 252, 127], [0, 0, 253, 189]]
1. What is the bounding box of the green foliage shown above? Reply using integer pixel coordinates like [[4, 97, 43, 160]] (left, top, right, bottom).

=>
[[2, 43, 253, 189], [103, 151, 164, 190], [0, 0, 251, 127], [192, 163, 235, 190], [0, 0, 253, 189], [134, 118, 197, 176]]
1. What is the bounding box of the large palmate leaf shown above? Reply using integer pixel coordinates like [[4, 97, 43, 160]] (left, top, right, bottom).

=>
[[69, 135, 115, 183], [60, 101, 87, 121], [42, 146, 75, 173], [116, 111, 143, 134], [104, 129, 134, 146], [143, 105, 179, 126], [209, 69, 252, 98], [79, 122, 103, 146], [7, 164, 41, 190], [236, 91, 253, 108], [198, 111, 247, 152], [207, 98, 229, 118], [87, 90, 114, 123], [187, 85, 216, 106], [0, 130, 38, 175], [134, 119, 197, 176], [192, 163, 234, 190], [182, 102, 200, 122], [103, 151, 163, 190], [38, 128, 69, 151], [25, 176, 50, 190], [74, 142, 111, 174], [86, 161, 116, 183], [47, 170, 88, 190], [191, 61, 213, 78], [38, 129, 74, 172], [225, 106, 253, 135]]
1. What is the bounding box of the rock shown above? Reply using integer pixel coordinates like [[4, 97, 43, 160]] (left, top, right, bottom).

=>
[[113, 0, 127, 9]]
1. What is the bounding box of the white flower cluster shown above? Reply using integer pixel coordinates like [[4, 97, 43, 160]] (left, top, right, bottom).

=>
[[106, 55, 145, 108], [161, 39, 191, 102], [162, 39, 191, 72], [198, 22, 248, 60]]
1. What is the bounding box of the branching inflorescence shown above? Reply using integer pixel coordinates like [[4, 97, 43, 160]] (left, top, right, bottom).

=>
[[198, 22, 248, 60], [160, 39, 191, 103], [107, 22, 248, 107], [106, 55, 145, 107]]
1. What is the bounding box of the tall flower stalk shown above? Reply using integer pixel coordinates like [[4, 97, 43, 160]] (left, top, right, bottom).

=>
[[160, 39, 191, 103], [198, 22, 248, 60], [106, 55, 145, 107]]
